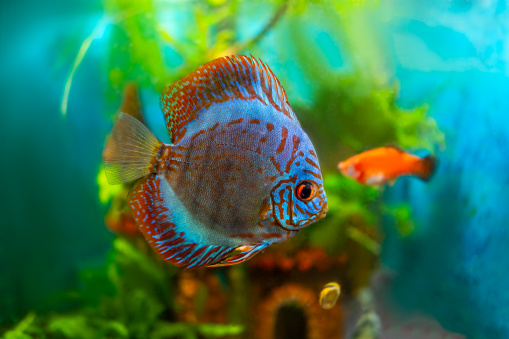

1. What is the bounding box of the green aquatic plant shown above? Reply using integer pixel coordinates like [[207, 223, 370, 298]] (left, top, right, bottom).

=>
[[104, 0, 168, 93], [61, 17, 108, 116], [2, 238, 243, 339], [3, 313, 39, 339], [299, 172, 380, 254], [97, 167, 123, 205], [384, 204, 415, 237], [3, 313, 243, 339], [293, 77, 439, 251]]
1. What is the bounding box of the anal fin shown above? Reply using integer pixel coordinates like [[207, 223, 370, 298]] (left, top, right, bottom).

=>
[[208, 243, 268, 267], [128, 174, 237, 269]]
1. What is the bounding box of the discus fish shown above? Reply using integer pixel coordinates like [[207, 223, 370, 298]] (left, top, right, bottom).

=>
[[337, 146, 437, 186], [104, 55, 328, 269], [319, 282, 341, 309]]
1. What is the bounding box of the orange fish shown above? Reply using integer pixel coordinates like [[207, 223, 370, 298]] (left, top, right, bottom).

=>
[[337, 146, 437, 186]]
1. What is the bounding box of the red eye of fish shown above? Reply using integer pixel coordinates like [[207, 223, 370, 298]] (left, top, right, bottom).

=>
[[296, 181, 316, 201]]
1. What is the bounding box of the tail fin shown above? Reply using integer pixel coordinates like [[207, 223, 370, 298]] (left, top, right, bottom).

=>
[[417, 154, 438, 181], [103, 113, 164, 185]]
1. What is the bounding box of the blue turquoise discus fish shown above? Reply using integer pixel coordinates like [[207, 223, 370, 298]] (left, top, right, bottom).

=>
[[103, 55, 328, 268]]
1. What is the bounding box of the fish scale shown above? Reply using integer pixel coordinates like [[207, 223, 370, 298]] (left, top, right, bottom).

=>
[[104, 55, 328, 268]]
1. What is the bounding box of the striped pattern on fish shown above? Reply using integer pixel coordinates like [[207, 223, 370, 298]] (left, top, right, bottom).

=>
[[104, 55, 328, 268]]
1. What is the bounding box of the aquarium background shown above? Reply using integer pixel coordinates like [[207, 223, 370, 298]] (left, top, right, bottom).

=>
[[1, 0, 508, 338]]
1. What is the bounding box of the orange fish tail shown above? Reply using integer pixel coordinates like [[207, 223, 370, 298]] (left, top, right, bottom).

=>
[[416, 154, 438, 181]]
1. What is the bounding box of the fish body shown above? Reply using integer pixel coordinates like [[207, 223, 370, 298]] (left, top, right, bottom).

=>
[[337, 146, 436, 186], [319, 282, 341, 309], [104, 55, 327, 268]]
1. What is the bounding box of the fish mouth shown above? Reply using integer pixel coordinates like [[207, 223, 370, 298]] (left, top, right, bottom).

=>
[[316, 201, 328, 219], [316, 210, 327, 221]]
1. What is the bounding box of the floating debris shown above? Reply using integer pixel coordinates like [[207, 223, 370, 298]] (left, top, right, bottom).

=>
[[319, 282, 341, 310]]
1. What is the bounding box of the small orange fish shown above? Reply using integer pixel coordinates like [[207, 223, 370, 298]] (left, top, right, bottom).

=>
[[338, 146, 437, 186]]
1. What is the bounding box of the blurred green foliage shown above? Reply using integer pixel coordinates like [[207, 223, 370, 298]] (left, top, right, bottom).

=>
[[105, 0, 166, 92], [384, 204, 415, 237], [2, 239, 242, 339], [298, 173, 379, 253], [3, 313, 242, 339]]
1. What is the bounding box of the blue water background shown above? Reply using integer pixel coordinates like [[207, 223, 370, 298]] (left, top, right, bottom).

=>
[[378, 1, 509, 338], [0, 0, 110, 319]]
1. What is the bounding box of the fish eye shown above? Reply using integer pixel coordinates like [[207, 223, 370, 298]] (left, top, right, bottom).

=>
[[295, 181, 316, 201]]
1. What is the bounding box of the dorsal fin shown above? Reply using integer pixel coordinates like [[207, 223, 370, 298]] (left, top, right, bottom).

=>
[[161, 55, 299, 143]]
